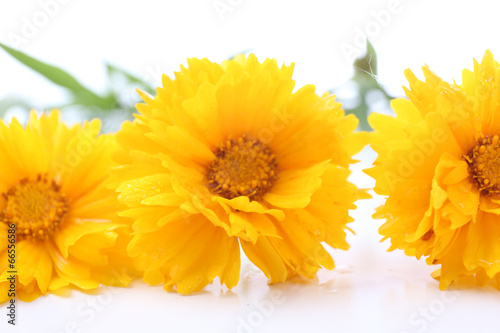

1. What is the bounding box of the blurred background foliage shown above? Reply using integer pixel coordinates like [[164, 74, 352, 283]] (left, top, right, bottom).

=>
[[0, 40, 393, 132], [333, 40, 394, 131]]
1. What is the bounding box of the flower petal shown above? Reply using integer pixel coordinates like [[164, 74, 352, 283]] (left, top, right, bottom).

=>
[[240, 237, 287, 283], [264, 160, 330, 209]]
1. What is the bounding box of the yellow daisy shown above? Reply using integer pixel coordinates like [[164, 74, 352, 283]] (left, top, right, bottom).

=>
[[112, 54, 368, 293], [0, 111, 131, 302], [368, 50, 500, 290]]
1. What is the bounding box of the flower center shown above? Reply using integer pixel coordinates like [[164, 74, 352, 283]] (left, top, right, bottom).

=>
[[464, 134, 500, 195], [207, 135, 278, 200], [1, 174, 69, 241]]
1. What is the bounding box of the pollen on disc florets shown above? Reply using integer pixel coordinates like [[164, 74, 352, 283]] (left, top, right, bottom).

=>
[[464, 134, 500, 195], [0, 174, 69, 241], [207, 135, 278, 201]]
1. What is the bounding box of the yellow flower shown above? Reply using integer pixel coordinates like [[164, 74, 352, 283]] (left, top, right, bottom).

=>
[[113, 54, 367, 293], [0, 111, 131, 302], [368, 50, 500, 290]]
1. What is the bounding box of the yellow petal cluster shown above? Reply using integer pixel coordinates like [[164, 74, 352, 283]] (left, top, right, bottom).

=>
[[0, 111, 132, 302], [368, 50, 500, 289], [112, 54, 367, 293]]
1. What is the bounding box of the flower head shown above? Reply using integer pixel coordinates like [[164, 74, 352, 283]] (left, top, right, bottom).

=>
[[0, 111, 131, 302], [368, 50, 500, 289], [113, 54, 367, 293]]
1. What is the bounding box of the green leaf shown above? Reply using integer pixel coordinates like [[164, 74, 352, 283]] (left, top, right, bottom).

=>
[[352, 39, 394, 99], [106, 62, 155, 95], [340, 40, 395, 131], [354, 39, 377, 77], [0, 42, 115, 110]]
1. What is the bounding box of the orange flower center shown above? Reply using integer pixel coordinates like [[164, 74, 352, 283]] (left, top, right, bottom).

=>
[[207, 135, 278, 200], [1, 174, 69, 241], [464, 134, 500, 195]]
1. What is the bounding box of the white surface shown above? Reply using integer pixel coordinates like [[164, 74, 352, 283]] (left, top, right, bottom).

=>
[[2, 1, 500, 332]]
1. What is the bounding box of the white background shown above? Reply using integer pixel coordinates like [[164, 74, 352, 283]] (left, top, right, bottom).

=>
[[1, 0, 500, 332]]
